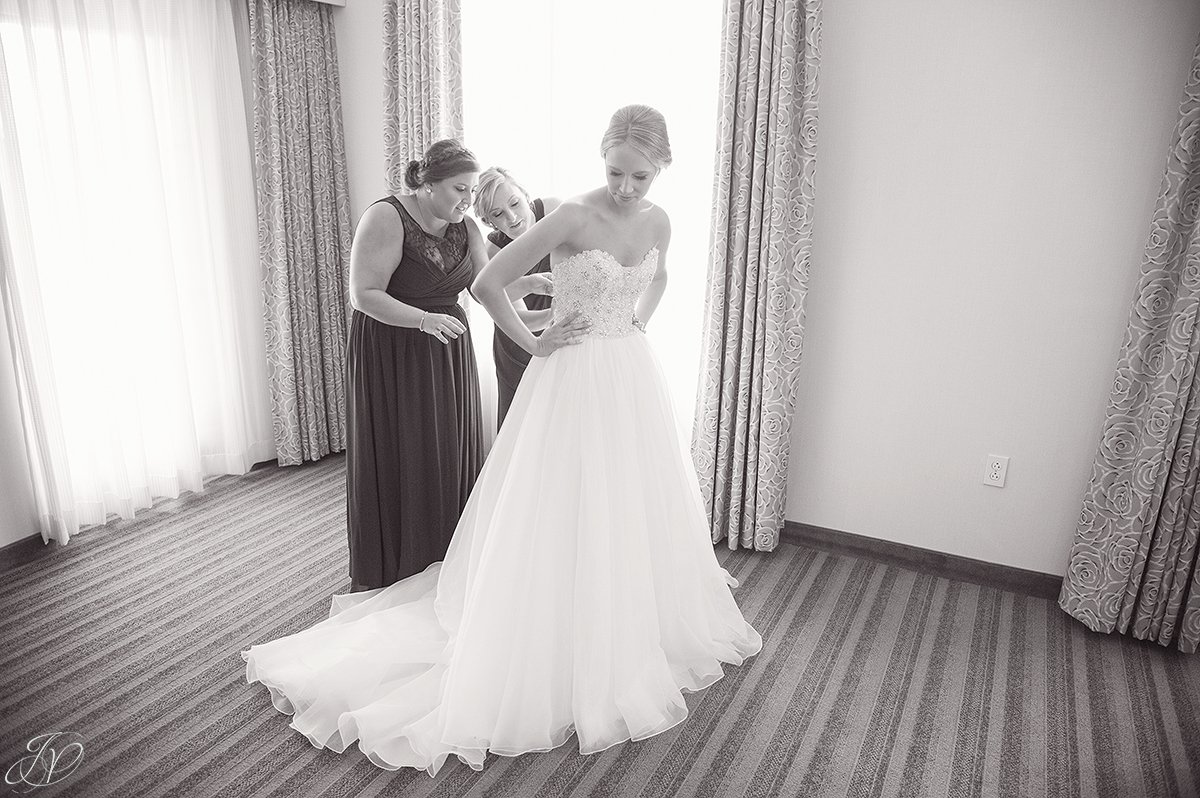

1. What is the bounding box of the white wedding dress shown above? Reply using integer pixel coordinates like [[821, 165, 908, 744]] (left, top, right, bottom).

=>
[[242, 247, 763, 775]]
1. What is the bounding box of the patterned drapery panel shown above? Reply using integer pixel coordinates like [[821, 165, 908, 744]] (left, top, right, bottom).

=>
[[692, 0, 822, 552], [1059, 38, 1200, 653], [249, 0, 352, 466], [383, 0, 464, 194]]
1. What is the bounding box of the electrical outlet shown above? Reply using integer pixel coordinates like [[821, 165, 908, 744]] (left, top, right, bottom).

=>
[[983, 455, 1009, 487]]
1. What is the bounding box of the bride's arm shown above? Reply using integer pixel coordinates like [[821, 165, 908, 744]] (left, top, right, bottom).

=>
[[473, 204, 588, 355], [634, 211, 672, 329], [466, 216, 551, 326]]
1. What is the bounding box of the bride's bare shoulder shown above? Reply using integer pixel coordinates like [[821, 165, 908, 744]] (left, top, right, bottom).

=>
[[551, 192, 607, 225], [560, 188, 608, 211], [541, 196, 588, 228], [638, 201, 670, 238], [644, 201, 669, 223]]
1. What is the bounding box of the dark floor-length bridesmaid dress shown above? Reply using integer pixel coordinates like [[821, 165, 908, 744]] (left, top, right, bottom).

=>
[[345, 195, 484, 589]]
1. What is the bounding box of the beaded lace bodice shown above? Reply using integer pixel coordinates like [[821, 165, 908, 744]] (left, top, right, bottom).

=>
[[551, 247, 658, 338]]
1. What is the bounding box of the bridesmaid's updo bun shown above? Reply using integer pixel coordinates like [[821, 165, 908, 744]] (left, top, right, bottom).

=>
[[403, 159, 423, 190], [600, 104, 672, 169], [404, 139, 480, 190]]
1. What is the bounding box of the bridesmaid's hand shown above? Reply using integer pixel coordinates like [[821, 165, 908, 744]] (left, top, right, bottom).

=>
[[523, 273, 554, 297], [532, 311, 589, 357], [419, 312, 466, 344]]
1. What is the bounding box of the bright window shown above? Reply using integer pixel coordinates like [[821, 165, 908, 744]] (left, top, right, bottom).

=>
[[0, 1, 272, 537], [461, 0, 723, 434]]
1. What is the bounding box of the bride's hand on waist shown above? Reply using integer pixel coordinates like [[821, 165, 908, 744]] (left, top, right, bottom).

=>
[[532, 311, 589, 357]]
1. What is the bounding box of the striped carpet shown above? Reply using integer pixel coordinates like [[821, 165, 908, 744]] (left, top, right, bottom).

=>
[[1, 454, 1197, 798]]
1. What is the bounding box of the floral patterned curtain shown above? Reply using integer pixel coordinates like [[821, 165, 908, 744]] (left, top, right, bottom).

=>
[[1059, 37, 1200, 653], [692, 0, 822, 552], [249, 0, 353, 466], [384, 0, 464, 194]]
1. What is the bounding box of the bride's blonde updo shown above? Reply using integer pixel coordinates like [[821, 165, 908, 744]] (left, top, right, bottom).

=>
[[600, 104, 672, 169], [404, 139, 479, 190]]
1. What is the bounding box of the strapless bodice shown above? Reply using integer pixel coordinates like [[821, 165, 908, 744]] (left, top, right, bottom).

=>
[[550, 247, 658, 338]]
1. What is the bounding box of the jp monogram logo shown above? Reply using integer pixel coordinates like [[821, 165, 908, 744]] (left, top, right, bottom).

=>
[[4, 733, 84, 793]]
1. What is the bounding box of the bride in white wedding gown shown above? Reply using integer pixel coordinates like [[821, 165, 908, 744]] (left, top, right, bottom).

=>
[[242, 104, 762, 776]]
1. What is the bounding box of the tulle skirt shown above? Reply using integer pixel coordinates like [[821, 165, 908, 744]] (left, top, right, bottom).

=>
[[242, 331, 763, 775]]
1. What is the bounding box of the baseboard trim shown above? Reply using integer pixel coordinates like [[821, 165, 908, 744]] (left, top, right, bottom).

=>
[[0, 532, 52, 571], [782, 521, 1063, 600]]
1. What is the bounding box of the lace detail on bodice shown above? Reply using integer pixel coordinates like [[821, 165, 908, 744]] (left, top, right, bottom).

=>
[[551, 248, 658, 338], [391, 196, 468, 274]]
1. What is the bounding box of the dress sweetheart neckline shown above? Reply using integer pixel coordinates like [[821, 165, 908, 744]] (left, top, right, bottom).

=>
[[559, 247, 658, 271]]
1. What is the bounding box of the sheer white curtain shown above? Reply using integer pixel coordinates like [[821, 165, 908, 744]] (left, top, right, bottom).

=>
[[0, 0, 274, 544], [461, 0, 722, 433]]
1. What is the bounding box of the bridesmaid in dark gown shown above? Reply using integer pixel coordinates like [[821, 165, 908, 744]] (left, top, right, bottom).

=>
[[472, 167, 559, 428], [345, 140, 489, 590]]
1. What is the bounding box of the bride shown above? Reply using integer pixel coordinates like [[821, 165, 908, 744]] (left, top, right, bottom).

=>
[[242, 104, 762, 776]]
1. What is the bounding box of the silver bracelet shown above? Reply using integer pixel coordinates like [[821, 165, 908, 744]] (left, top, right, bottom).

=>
[[419, 311, 428, 332]]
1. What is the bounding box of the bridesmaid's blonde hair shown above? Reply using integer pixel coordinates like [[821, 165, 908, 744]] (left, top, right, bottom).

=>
[[473, 167, 531, 227], [600, 104, 672, 169]]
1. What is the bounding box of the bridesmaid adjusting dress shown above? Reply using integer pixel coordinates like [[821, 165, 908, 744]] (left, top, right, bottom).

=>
[[487, 196, 553, 427], [472, 167, 558, 428]]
